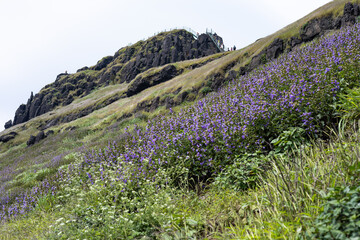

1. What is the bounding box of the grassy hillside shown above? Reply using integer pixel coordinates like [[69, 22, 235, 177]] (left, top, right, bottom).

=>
[[1, 1, 360, 239]]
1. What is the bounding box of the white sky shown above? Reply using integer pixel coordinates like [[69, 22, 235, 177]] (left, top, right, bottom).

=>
[[0, 0, 331, 130]]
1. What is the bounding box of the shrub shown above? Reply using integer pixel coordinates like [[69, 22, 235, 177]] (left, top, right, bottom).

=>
[[270, 127, 310, 154], [199, 86, 212, 95], [308, 185, 360, 240], [214, 152, 267, 191]]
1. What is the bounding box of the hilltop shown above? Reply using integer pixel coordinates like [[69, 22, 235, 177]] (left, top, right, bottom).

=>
[[1, 0, 360, 239]]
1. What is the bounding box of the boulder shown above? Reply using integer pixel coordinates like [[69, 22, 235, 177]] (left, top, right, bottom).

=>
[[341, 3, 356, 27], [0, 132, 17, 143], [300, 16, 333, 42], [26, 135, 36, 146], [45, 130, 54, 136], [27, 131, 46, 146], [13, 104, 28, 125], [290, 36, 303, 48], [35, 131, 46, 142], [344, 2, 354, 15], [249, 38, 284, 70], [354, 4, 360, 16], [265, 38, 284, 60], [4, 120, 12, 129]]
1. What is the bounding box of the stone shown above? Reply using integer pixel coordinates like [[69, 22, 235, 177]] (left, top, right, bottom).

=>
[[265, 38, 284, 60], [249, 38, 284, 71], [46, 130, 54, 136], [344, 2, 354, 15], [239, 67, 246, 76], [300, 17, 333, 42], [4, 120, 12, 129], [26, 131, 46, 146], [0, 132, 17, 143], [290, 36, 303, 48], [35, 131, 45, 143], [26, 135, 36, 146], [354, 4, 360, 16], [13, 104, 28, 125]]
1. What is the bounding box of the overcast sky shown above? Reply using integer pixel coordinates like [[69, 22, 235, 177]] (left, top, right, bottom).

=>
[[0, 0, 331, 131]]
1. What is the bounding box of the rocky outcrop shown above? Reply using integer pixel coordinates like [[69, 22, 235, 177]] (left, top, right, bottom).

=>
[[249, 38, 284, 71], [247, 2, 360, 72], [91, 56, 114, 71], [117, 31, 220, 84], [4, 120, 12, 129], [0, 132, 17, 143], [300, 15, 334, 42], [11, 29, 222, 127], [297, 2, 359, 46], [26, 131, 46, 146], [126, 65, 179, 97]]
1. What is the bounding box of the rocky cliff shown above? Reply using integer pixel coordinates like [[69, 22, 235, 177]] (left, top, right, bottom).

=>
[[10, 30, 222, 126], [242, 2, 360, 74]]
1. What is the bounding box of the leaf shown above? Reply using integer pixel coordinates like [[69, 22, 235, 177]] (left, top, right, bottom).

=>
[[186, 218, 198, 227]]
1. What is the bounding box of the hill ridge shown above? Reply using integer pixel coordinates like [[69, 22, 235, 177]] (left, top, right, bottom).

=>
[[7, 29, 223, 128]]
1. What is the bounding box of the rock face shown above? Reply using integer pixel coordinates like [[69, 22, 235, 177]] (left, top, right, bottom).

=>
[[11, 29, 221, 126], [249, 38, 284, 70], [300, 16, 334, 42], [247, 2, 360, 72], [126, 65, 179, 97], [92, 56, 114, 71]]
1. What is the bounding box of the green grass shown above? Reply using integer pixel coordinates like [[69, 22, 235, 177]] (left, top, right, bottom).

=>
[[1, 119, 359, 239]]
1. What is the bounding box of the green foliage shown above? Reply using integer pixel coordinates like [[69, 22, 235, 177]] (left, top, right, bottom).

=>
[[46, 155, 180, 239], [214, 152, 267, 191], [260, 53, 267, 64], [302, 22, 309, 30], [308, 185, 360, 240], [35, 193, 57, 213], [336, 87, 360, 121], [35, 168, 57, 182], [199, 86, 212, 95], [271, 127, 310, 153]]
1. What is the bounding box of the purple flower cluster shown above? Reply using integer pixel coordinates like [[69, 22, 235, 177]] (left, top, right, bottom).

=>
[[0, 178, 57, 222]]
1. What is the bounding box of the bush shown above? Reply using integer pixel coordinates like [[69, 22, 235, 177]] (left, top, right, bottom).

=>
[[214, 152, 267, 191], [270, 127, 310, 154], [199, 86, 212, 95], [308, 185, 360, 240]]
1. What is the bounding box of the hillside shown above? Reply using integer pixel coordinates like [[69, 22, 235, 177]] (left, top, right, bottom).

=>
[[1, 0, 360, 239]]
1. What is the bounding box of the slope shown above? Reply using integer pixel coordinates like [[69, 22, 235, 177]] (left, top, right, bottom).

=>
[[1, 0, 360, 239]]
